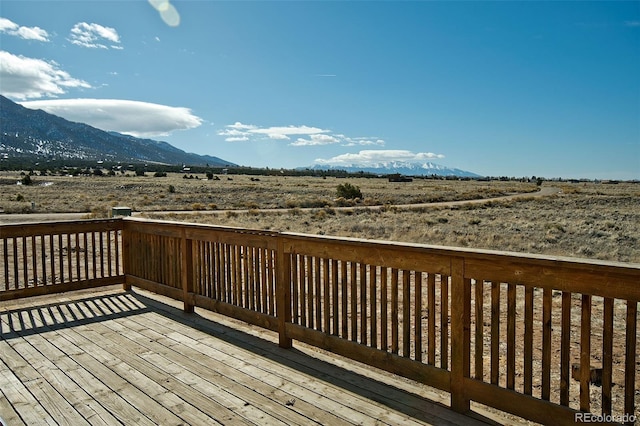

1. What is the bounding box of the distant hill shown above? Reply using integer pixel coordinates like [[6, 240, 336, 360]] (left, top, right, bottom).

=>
[[306, 161, 482, 178], [0, 95, 235, 167]]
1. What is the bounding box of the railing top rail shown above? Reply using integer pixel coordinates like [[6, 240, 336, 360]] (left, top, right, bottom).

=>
[[281, 231, 640, 274], [0, 218, 124, 238], [123, 216, 280, 237]]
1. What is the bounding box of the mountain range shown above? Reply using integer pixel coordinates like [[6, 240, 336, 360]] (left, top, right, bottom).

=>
[[0, 95, 235, 167], [1, 95, 480, 177], [306, 162, 482, 178]]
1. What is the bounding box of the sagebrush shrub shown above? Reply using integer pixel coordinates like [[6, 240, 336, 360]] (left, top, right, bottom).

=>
[[336, 183, 362, 200]]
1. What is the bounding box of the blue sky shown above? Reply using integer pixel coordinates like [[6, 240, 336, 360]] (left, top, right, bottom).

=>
[[1, 0, 638, 179]]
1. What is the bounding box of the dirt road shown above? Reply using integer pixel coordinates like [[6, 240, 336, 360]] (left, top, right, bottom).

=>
[[0, 186, 561, 224]]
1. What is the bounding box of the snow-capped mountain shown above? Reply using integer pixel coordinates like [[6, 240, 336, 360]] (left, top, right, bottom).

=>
[[306, 161, 481, 178]]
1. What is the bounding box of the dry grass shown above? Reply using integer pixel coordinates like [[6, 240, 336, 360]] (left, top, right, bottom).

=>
[[1, 171, 639, 263]]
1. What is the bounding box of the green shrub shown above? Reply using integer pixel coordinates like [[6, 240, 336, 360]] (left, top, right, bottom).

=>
[[336, 183, 362, 200]]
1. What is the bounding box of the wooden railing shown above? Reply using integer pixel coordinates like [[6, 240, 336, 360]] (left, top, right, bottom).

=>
[[2, 217, 639, 424], [0, 219, 124, 300]]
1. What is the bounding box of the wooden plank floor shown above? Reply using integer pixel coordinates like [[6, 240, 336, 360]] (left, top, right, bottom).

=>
[[1, 286, 505, 426]]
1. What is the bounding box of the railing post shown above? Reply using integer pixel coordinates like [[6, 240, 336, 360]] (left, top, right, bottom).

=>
[[121, 219, 131, 291], [276, 236, 292, 348], [450, 256, 471, 413], [181, 231, 194, 313]]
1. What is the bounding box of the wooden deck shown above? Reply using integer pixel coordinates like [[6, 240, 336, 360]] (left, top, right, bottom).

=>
[[0, 285, 501, 426]]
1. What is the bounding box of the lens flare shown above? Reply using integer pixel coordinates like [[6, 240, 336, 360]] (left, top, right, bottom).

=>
[[148, 0, 180, 27]]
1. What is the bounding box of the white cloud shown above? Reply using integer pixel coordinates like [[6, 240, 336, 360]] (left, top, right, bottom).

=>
[[340, 136, 385, 147], [314, 149, 445, 166], [250, 125, 328, 140], [0, 51, 91, 100], [218, 122, 329, 142], [625, 21, 640, 27], [0, 17, 50, 41], [291, 134, 341, 146], [19, 98, 203, 137], [69, 22, 122, 49], [217, 122, 385, 148]]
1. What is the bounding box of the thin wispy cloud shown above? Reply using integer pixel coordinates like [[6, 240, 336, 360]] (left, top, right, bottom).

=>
[[0, 17, 50, 42], [20, 98, 203, 138], [291, 134, 341, 146], [624, 20, 640, 27], [251, 125, 328, 140], [314, 149, 445, 166], [69, 22, 122, 49], [0, 51, 91, 100], [218, 122, 385, 147]]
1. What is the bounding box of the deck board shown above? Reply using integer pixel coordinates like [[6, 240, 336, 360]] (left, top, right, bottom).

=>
[[1, 286, 496, 425]]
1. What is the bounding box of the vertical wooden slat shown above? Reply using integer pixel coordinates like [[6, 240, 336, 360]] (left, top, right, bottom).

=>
[[83, 233, 89, 281], [99, 231, 104, 278], [107, 230, 112, 276], [301, 255, 308, 327], [13, 237, 19, 288], [31, 235, 38, 286], [350, 262, 357, 342], [261, 248, 269, 314], [114, 230, 120, 276], [268, 249, 275, 315], [474, 280, 484, 379], [391, 268, 399, 354], [402, 270, 410, 357], [244, 246, 251, 309], [523, 286, 533, 395], [219, 243, 227, 302], [75, 233, 81, 280], [309, 256, 316, 328], [441, 275, 449, 370], [624, 300, 637, 420], [560, 291, 571, 406], [58, 234, 64, 284], [49, 234, 55, 284], [361, 262, 368, 345], [428, 273, 436, 365], [315, 257, 322, 330], [490, 281, 500, 385], [323, 258, 330, 334], [507, 283, 516, 390], [542, 288, 552, 401], [291, 254, 299, 322], [226, 244, 234, 304], [341, 260, 348, 338], [380, 267, 388, 351], [65, 234, 72, 281], [602, 297, 613, 415], [580, 294, 592, 412], [181, 235, 194, 313], [235, 245, 243, 306], [22, 236, 28, 287], [414, 271, 422, 362], [370, 265, 378, 349], [3, 238, 9, 289], [331, 259, 339, 336], [91, 232, 96, 279]]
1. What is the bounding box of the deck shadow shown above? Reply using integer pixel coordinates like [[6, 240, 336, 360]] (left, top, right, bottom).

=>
[[127, 289, 498, 425], [0, 292, 151, 339]]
